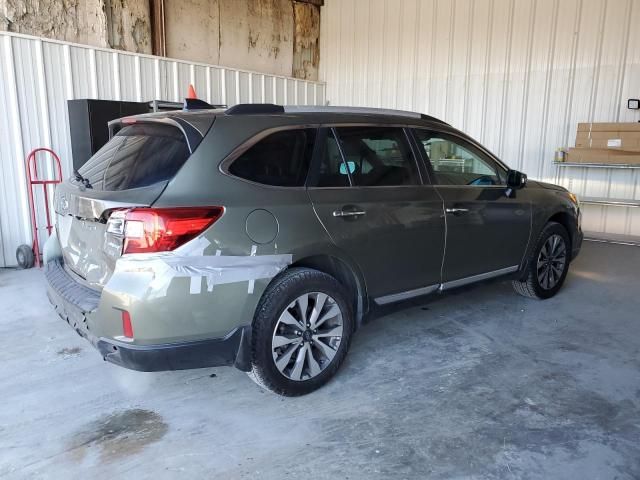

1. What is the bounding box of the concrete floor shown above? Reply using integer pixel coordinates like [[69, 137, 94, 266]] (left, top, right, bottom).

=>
[[0, 241, 639, 479]]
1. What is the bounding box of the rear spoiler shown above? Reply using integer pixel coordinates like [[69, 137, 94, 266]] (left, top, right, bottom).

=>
[[107, 116, 212, 154]]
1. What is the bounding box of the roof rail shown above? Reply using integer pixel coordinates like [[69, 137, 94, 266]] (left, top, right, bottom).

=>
[[150, 100, 182, 112], [283, 105, 449, 125], [226, 103, 285, 115], [220, 103, 449, 125]]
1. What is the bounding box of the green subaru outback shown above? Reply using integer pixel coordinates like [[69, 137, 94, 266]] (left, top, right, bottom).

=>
[[45, 103, 582, 396]]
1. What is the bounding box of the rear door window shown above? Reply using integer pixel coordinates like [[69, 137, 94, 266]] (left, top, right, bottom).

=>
[[333, 127, 421, 186], [314, 129, 351, 187], [78, 123, 190, 191], [228, 129, 316, 187]]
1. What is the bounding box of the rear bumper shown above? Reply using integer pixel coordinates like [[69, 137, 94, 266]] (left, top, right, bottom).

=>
[[45, 260, 252, 372], [96, 327, 251, 372], [45, 260, 101, 348]]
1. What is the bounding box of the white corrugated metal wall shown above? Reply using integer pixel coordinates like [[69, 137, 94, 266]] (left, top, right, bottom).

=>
[[0, 32, 326, 267], [320, 0, 640, 240]]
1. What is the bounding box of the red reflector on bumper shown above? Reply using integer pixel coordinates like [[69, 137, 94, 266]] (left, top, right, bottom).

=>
[[122, 310, 134, 338]]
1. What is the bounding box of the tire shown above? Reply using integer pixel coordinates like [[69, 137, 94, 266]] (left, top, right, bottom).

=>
[[16, 244, 35, 269], [248, 267, 354, 396], [512, 221, 571, 299]]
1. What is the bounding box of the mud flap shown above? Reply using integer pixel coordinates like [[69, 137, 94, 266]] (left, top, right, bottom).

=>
[[233, 325, 253, 372]]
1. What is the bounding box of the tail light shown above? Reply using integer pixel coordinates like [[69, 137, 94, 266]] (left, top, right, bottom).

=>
[[107, 207, 223, 254]]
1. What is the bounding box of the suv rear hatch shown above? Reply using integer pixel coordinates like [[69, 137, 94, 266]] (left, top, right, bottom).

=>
[[55, 120, 198, 289]]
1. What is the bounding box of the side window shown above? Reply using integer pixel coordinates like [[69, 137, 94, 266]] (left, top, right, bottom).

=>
[[315, 129, 350, 187], [413, 130, 504, 186], [335, 127, 421, 187], [228, 129, 316, 187]]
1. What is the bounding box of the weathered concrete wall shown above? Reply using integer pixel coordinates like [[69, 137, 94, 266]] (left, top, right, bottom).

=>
[[105, 0, 152, 53], [165, 0, 295, 77], [0, 0, 109, 47], [0, 0, 151, 54], [219, 0, 293, 76], [164, 0, 220, 65], [292, 1, 319, 80], [1, 0, 319, 79]]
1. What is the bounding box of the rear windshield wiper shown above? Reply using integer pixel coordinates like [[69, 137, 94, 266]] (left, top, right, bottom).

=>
[[73, 169, 93, 189]]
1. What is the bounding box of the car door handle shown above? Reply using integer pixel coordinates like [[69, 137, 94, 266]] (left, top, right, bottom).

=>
[[445, 208, 469, 215], [333, 209, 366, 218]]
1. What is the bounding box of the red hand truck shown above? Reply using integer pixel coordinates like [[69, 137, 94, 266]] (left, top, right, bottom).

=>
[[16, 148, 63, 269]]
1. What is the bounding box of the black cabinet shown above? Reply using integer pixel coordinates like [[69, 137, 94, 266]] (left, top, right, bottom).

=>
[[67, 99, 150, 171]]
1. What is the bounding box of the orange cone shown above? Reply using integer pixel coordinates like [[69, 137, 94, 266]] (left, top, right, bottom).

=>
[[187, 84, 197, 99]]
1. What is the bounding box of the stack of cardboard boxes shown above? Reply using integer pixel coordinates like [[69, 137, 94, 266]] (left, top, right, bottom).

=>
[[565, 123, 640, 165]]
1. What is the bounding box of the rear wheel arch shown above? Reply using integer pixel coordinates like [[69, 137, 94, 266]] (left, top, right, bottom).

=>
[[248, 267, 354, 395], [289, 254, 367, 329]]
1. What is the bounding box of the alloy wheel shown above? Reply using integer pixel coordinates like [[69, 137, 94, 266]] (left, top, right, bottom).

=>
[[536, 234, 567, 290], [271, 292, 344, 382]]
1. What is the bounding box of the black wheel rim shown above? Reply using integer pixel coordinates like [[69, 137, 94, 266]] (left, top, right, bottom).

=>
[[536, 234, 567, 290]]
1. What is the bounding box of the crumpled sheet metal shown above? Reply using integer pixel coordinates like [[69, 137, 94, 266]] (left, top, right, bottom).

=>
[[110, 237, 292, 298]]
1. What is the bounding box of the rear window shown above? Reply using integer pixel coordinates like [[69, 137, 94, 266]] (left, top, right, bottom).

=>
[[77, 123, 190, 191], [228, 129, 316, 187]]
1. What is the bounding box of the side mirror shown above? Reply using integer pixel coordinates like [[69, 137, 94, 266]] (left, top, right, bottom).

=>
[[506, 170, 527, 189]]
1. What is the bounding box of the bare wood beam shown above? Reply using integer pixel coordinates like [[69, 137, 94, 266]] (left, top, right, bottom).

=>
[[149, 0, 166, 57]]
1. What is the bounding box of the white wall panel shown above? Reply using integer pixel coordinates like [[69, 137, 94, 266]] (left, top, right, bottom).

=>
[[138, 57, 157, 101], [0, 32, 326, 267], [95, 50, 116, 100], [175, 62, 192, 101], [0, 36, 30, 266], [118, 54, 138, 101], [239, 72, 251, 103], [320, 0, 640, 239], [264, 76, 275, 103]]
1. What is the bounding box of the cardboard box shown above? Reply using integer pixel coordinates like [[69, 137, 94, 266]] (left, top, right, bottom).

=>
[[565, 148, 640, 165], [576, 136, 640, 151], [575, 123, 640, 152], [577, 122, 640, 132]]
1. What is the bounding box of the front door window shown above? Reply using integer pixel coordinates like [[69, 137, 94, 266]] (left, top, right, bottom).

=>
[[414, 131, 505, 186]]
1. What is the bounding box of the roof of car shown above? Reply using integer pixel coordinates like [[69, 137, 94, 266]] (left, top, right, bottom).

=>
[[120, 103, 449, 127], [109, 104, 455, 154]]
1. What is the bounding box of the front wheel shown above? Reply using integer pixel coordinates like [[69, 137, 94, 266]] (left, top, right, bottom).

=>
[[248, 267, 353, 396], [513, 222, 571, 299]]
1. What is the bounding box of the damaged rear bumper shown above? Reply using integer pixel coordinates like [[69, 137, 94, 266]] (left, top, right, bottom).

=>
[[45, 260, 252, 372]]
